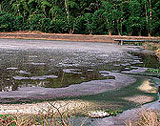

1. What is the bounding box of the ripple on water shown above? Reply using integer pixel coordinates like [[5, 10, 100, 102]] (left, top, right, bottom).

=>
[[121, 63, 131, 67], [28, 55, 38, 58], [25, 62, 46, 65], [17, 70, 30, 75], [13, 75, 58, 80], [7, 67, 18, 70], [63, 69, 82, 74]]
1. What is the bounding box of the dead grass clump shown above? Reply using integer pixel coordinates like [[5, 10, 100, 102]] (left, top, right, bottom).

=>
[[156, 49, 160, 61], [0, 115, 36, 126], [136, 110, 159, 126], [143, 43, 160, 51], [126, 110, 160, 126], [0, 111, 71, 126], [123, 95, 154, 105], [0, 102, 88, 126]]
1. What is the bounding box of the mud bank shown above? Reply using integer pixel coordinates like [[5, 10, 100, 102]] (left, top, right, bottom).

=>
[[0, 72, 136, 103], [0, 32, 160, 43]]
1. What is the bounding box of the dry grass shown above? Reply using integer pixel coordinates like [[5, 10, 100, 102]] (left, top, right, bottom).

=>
[[136, 110, 160, 126], [138, 79, 157, 94], [0, 100, 94, 115], [143, 43, 160, 50], [0, 114, 71, 126], [156, 49, 160, 61], [123, 95, 154, 104], [143, 42, 160, 61], [126, 109, 160, 126], [0, 110, 71, 126], [0, 102, 88, 126]]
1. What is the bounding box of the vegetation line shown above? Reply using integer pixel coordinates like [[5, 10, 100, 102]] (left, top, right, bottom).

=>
[[0, 0, 159, 36]]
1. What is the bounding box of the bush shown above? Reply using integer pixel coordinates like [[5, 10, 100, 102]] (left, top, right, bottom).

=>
[[28, 14, 45, 31], [14, 16, 27, 31], [40, 18, 52, 33], [84, 13, 94, 34], [50, 17, 69, 33], [73, 16, 86, 34], [0, 11, 15, 32]]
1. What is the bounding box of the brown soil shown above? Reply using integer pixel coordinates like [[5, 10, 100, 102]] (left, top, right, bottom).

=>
[[156, 49, 160, 60], [0, 100, 95, 115], [123, 95, 154, 105], [137, 79, 157, 94], [123, 80, 156, 105], [143, 42, 160, 60], [0, 31, 160, 43]]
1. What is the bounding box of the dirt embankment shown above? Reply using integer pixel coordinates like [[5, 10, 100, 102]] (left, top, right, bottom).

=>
[[0, 31, 160, 43], [143, 42, 160, 60], [156, 49, 160, 60]]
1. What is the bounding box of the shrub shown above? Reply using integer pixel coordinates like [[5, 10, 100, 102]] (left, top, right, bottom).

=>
[[73, 16, 86, 34], [40, 18, 51, 33], [0, 11, 15, 32], [50, 17, 68, 33], [14, 16, 27, 31], [28, 14, 45, 31]]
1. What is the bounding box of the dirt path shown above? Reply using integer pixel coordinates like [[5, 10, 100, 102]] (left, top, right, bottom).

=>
[[0, 31, 159, 43]]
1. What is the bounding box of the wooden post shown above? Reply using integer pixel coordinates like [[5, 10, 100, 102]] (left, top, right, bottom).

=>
[[158, 86, 160, 95], [121, 40, 123, 45]]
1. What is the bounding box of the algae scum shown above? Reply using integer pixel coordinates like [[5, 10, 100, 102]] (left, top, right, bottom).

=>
[[0, 40, 159, 110]]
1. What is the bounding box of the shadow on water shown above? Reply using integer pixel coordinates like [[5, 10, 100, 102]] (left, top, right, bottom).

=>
[[67, 76, 158, 110]]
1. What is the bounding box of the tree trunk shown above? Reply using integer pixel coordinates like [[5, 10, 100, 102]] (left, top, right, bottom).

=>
[[0, 4, 2, 12], [149, 0, 152, 20], [128, 32, 132, 36], [118, 27, 121, 36], [148, 33, 151, 37], [149, 0, 152, 36], [145, 2, 148, 23], [69, 29, 74, 34], [65, 0, 69, 20], [145, 2, 150, 36], [120, 21, 123, 36], [118, 31, 121, 36], [65, 0, 73, 34], [108, 30, 112, 36], [138, 31, 141, 36], [89, 31, 92, 35]]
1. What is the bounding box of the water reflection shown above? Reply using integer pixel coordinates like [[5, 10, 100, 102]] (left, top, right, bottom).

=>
[[0, 49, 159, 92]]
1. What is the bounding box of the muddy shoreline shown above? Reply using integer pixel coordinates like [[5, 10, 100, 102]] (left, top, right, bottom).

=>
[[0, 73, 136, 103], [0, 32, 160, 43]]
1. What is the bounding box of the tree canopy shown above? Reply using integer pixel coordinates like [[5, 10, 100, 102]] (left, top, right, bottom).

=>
[[0, 0, 159, 36]]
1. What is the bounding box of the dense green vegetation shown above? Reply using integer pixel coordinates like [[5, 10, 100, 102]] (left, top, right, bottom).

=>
[[0, 0, 159, 36]]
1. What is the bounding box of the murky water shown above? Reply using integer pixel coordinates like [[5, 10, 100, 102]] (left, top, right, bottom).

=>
[[0, 49, 144, 92], [0, 39, 159, 93], [0, 50, 131, 92]]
